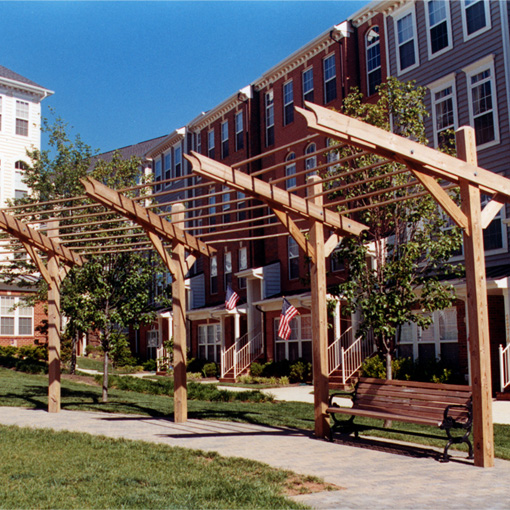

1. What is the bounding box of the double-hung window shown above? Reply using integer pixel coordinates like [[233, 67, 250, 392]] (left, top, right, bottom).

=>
[[222, 185, 230, 223], [274, 314, 312, 362], [198, 323, 221, 362], [285, 153, 296, 191], [154, 158, 162, 192], [302, 68, 314, 103], [0, 296, 33, 336], [323, 54, 337, 104], [288, 236, 299, 280], [196, 132, 202, 154], [15, 100, 29, 136], [238, 247, 247, 289], [224, 251, 232, 290], [464, 57, 499, 148], [164, 153, 172, 181], [265, 90, 274, 146], [283, 80, 294, 125], [174, 144, 182, 178], [210, 256, 218, 294], [209, 191, 216, 228], [208, 129, 215, 159], [235, 111, 243, 151], [14, 161, 28, 200], [237, 191, 246, 222], [429, 75, 457, 149], [221, 120, 229, 159], [426, 0, 452, 58], [366, 26, 381, 96], [462, 0, 491, 40], [395, 7, 419, 74]]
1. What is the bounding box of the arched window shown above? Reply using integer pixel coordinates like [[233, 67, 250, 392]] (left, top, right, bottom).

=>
[[285, 152, 296, 190], [14, 161, 28, 199], [366, 26, 381, 96], [305, 143, 317, 176]]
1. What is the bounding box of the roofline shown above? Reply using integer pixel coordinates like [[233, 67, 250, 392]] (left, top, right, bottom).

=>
[[349, 0, 406, 27], [251, 21, 351, 91], [145, 127, 186, 158], [0, 75, 54, 99]]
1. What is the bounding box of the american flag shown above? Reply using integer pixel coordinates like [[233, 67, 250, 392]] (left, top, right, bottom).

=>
[[278, 297, 299, 340], [225, 284, 240, 311]]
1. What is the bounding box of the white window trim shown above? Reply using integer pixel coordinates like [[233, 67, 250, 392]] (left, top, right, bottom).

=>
[[0, 296, 34, 336], [427, 73, 458, 148], [365, 26, 382, 96], [265, 90, 274, 146], [274, 315, 312, 359], [425, 0, 453, 60], [463, 55, 500, 150], [288, 236, 299, 280], [283, 79, 294, 126], [198, 323, 222, 363], [302, 66, 314, 103], [323, 53, 337, 104], [461, 0, 491, 42], [399, 307, 459, 361], [221, 120, 229, 159], [394, 4, 420, 76], [235, 111, 243, 151]]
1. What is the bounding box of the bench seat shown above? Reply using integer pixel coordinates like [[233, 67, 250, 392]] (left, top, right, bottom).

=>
[[327, 377, 473, 462]]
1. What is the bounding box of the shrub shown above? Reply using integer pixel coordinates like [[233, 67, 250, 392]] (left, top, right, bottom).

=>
[[85, 345, 102, 358], [0, 346, 18, 357], [15, 358, 48, 374], [18, 344, 48, 362], [202, 362, 218, 378], [187, 372, 203, 381], [142, 359, 157, 372], [187, 358, 207, 374], [289, 360, 312, 383], [249, 362, 264, 377]]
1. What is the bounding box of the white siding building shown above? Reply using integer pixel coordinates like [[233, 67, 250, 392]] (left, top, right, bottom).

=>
[[0, 65, 53, 207]]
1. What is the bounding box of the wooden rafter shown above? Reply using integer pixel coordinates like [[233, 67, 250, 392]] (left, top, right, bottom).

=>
[[184, 152, 368, 237], [0, 210, 84, 267], [80, 177, 216, 257], [297, 102, 510, 202]]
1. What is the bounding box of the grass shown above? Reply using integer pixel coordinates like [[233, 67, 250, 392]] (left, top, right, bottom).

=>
[[0, 425, 320, 509], [76, 356, 141, 375], [1, 367, 510, 460]]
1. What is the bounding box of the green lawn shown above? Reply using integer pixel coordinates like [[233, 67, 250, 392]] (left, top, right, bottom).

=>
[[1, 367, 510, 461], [0, 425, 318, 509]]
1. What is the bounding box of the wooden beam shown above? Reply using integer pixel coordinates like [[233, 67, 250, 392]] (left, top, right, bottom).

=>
[[407, 164, 469, 232], [184, 152, 368, 237], [272, 206, 316, 263], [324, 233, 342, 258], [147, 231, 177, 277], [80, 177, 215, 257], [308, 175, 330, 439], [21, 242, 51, 284], [47, 254, 61, 413], [297, 103, 510, 203], [171, 203, 188, 423], [481, 193, 505, 230], [0, 210, 84, 267], [457, 126, 494, 468]]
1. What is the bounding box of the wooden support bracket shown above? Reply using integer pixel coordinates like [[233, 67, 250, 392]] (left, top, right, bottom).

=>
[[481, 193, 505, 230]]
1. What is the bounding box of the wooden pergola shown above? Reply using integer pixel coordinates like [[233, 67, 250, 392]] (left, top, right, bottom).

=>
[[0, 102, 506, 468]]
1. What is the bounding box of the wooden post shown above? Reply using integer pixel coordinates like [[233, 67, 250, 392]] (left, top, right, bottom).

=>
[[171, 203, 188, 422], [47, 220, 61, 413], [308, 175, 330, 438], [456, 127, 494, 467]]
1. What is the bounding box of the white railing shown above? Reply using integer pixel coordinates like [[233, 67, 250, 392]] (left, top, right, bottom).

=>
[[220, 330, 264, 378], [234, 331, 263, 378], [328, 330, 374, 384], [328, 326, 353, 375], [499, 343, 510, 391]]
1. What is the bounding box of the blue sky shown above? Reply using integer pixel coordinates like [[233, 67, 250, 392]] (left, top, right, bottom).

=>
[[2, 1, 364, 154]]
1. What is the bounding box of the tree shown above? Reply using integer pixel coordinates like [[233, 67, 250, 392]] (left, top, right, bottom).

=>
[[1, 116, 170, 400], [330, 78, 463, 379]]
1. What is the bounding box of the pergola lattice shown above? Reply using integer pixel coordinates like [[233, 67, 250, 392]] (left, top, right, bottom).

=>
[[0, 102, 506, 467]]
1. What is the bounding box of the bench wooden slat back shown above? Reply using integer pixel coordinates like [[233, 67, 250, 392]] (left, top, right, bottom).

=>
[[353, 378, 472, 424]]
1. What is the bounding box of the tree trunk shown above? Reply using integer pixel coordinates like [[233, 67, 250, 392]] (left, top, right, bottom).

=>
[[102, 350, 109, 403], [70, 332, 77, 375], [384, 351, 392, 428]]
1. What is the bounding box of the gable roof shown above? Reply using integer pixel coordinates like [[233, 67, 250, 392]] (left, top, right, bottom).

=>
[[0, 65, 53, 96]]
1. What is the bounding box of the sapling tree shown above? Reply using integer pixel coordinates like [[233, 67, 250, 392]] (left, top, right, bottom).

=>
[[330, 78, 463, 379]]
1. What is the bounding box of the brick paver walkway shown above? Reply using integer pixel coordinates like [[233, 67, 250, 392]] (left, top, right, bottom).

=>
[[0, 406, 509, 509]]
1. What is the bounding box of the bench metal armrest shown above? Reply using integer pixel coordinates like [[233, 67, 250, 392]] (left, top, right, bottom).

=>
[[441, 401, 473, 430], [329, 390, 355, 407]]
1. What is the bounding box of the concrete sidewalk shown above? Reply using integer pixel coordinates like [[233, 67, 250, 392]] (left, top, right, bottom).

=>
[[0, 406, 509, 509]]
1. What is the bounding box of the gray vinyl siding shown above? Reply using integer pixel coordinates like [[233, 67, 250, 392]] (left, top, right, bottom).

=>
[[384, 1, 510, 265]]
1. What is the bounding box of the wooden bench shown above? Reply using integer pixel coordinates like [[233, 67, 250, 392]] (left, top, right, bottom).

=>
[[327, 377, 473, 462]]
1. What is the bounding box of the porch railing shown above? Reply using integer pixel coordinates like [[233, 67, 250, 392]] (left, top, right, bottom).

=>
[[327, 326, 353, 375], [221, 330, 264, 378], [499, 343, 510, 391], [328, 328, 374, 384]]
